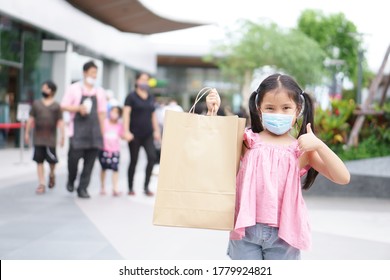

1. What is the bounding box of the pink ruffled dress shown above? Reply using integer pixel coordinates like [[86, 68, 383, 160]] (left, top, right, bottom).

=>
[[230, 128, 311, 250]]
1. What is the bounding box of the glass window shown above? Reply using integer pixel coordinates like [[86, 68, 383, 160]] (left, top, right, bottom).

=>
[[0, 16, 22, 63]]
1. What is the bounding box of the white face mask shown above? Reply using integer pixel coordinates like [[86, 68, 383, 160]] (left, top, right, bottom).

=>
[[261, 113, 294, 135], [85, 77, 96, 86]]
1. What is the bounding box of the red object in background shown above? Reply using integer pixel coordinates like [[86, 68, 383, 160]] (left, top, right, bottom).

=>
[[0, 123, 25, 129]]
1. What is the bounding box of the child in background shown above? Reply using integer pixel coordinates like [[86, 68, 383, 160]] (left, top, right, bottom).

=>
[[25, 80, 64, 194], [99, 106, 125, 196], [206, 73, 350, 260]]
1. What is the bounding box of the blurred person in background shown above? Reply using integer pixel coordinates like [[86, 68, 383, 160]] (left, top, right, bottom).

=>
[[98, 106, 125, 197], [122, 72, 160, 196], [25, 80, 64, 194], [61, 61, 107, 199]]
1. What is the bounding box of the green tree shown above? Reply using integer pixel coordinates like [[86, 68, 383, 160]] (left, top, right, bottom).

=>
[[297, 9, 364, 85], [205, 19, 326, 106]]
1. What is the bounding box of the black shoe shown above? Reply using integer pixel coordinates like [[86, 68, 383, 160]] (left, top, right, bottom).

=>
[[66, 182, 74, 192], [144, 190, 154, 197], [77, 189, 90, 199]]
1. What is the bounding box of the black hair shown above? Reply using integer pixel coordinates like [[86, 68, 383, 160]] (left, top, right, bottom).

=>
[[248, 73, 318, 190], [110, 105, 122, 116], [134, 72, 150, 89], [135, 72, 150, 80], [43, 80, 57, 95], [83, 60, 98, 72]]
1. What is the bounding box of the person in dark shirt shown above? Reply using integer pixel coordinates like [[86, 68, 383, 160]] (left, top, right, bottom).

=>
[[25, 80, 64, 194], [123, 72, 161, 196]]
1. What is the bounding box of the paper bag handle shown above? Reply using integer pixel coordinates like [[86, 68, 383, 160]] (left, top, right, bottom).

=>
[[188, 87, 216, 115]]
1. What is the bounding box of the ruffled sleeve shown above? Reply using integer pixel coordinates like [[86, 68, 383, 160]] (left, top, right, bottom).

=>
[[243, 128, 258, 148], [299, 165, 311, 177]]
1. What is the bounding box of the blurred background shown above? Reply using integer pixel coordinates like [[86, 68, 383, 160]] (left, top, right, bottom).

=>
[[0, 0, 389, 158], [0, 0, 389, 260]]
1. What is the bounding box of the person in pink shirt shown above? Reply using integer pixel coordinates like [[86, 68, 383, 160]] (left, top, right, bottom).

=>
[[206, 73, 350, 260], [98, 106, 125, 196], [61, 61, 107, 198]]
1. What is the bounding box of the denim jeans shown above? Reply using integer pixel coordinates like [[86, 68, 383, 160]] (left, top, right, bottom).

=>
[[227, 223, 301, 260]]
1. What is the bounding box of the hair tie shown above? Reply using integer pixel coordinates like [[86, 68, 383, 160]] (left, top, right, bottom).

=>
[[298, 91, 305, 117]]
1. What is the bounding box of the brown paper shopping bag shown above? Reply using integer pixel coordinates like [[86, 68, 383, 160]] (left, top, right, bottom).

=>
[[153, 89, 246, 230]]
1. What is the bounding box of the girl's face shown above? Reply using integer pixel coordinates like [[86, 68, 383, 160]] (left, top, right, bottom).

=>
[[109, 108, 120, 122], [259, 90, 299, 123]]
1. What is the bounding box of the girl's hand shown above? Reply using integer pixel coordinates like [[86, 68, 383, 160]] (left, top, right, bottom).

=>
[[153, 130, 161, 142], [297, 123, 324, 152], [206, 88, 220, 116], [124, 131, 134, 142]]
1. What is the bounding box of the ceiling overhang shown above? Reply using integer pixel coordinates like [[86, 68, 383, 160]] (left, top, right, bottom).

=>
[[158, 55, 217, 68], [66, 0, 203, 35]]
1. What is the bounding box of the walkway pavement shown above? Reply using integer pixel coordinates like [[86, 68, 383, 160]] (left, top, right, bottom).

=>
[[0, 143, 389, 260]]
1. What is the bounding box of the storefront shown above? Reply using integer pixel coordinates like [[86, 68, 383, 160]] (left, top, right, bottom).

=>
[[0, 15, 57, 147]]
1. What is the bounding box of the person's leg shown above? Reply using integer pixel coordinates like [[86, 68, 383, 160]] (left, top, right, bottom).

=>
[[141, 135, 157, 195], [67, 141, 82, 192], [33, 146, 45, 194], [100, 169, 106, 195], [262, 227, 301, 260], [77, 148, 98, 198], [46, 147, 58, 189], [227, 224, 264, 260], [127, 138, 141, 194], [98, 150, 107, 194], [48, 163, 56, 188], [37, 163, 45, 185], [35, 163, 45, 193], [110, 151, 120, 196], [112, 171, 120, 196]]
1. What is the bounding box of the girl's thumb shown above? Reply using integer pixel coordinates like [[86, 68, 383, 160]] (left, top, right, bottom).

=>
[[306, 123, 313, 133]]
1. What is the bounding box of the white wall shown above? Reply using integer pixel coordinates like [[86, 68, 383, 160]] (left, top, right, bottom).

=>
[[51, 43, 73, 102]]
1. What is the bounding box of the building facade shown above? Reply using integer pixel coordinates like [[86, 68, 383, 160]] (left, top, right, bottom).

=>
[[0, 0, 157, 147]]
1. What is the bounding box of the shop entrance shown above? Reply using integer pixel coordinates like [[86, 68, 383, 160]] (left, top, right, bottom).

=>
[[0, 62, 21, 148]]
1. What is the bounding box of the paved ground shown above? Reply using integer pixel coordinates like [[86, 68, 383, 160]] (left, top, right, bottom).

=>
[[1, 143, 389, 260]]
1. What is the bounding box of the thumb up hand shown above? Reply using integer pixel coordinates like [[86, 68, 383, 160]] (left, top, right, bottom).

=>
[[298, 123, 322, 152], [306, 123, 313, 134]]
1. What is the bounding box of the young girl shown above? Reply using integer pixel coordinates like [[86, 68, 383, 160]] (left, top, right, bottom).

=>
[[99, 106, 125, 196], [206, 73, 350, 260]]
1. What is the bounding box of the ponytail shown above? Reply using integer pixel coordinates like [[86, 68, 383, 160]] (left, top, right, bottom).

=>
[[298, 91, 319, 190], [248, 91, 263, 133]]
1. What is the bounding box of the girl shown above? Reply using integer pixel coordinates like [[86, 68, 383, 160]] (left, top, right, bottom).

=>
[[206, 73, 350, 260], [99, 106, 125, 196]]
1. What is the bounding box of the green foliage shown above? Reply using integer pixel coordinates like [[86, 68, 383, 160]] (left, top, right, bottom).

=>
[[315, 99, 356, 145], [0, 28, 21, 62], [315, 100, 390, 160], [297, 9, 365, 84], [206, 19, 326, 87], [335, 135, 390, 161]]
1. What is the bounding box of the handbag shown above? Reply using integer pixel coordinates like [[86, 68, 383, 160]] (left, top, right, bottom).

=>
[[153, 88, 246, 230]]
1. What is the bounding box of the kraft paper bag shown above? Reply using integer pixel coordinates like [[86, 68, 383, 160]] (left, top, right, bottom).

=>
[[153, 109, 246, 230]]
